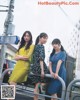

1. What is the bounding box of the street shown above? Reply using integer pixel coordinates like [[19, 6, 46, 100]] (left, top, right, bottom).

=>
[[0, 94, 33, 100], [16, 94, 33, 100], [0, 85, 44, 100]]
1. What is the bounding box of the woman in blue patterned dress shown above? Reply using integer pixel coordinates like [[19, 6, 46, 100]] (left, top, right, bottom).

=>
[[47, 39, 66, 100], [31, 33, 49, 100]]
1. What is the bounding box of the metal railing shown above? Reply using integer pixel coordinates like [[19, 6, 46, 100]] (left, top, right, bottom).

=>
[[45, 74, 66, 100], [0, 68, 66, 100], [0, 68, 13, 87], [0, 68, 80, 100], [65, 79, 80, 100]]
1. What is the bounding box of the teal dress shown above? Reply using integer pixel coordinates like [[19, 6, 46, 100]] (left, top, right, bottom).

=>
[[48, 51, 66, 95]]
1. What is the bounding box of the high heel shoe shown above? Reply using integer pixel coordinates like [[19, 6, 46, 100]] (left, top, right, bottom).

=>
[[38, 84, 45, 94]]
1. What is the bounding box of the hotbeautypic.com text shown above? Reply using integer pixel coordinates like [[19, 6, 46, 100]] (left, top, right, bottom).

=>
[[38, 1, 80, 6]]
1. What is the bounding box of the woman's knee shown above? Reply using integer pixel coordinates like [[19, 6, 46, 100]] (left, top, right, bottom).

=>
[[9, 81, 16, 85]]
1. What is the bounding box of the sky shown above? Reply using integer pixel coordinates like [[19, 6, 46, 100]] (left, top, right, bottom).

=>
[[0, 0, 80, 63]]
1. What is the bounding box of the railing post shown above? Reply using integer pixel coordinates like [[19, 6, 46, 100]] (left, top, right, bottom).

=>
[[45, 74, 66, 100], [0, 68, 13, 88], [65, 79, 80, 100], [0, 69, 66, 100]]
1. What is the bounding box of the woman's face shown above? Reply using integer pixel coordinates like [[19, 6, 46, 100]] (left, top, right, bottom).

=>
[[24, 33, 31, 42], [40, 37, 48, 44], [52, 44, 61, 51]]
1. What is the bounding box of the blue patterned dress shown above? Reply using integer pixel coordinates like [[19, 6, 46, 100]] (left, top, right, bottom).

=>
[[31, 44, 49, 83], [48, 51, 66, 95]]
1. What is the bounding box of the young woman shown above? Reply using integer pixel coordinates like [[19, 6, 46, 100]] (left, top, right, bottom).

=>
[[8, 31, 34, 100], [31, 33, 49, 100], [48, 39, 66, 100]]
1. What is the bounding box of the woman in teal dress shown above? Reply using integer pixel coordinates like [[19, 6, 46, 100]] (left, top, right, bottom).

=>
[[47, 39, 66, 100]]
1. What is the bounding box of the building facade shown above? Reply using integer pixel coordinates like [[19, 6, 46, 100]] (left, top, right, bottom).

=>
[[0, 44, 18, 60], [67, 19, 80, 78]]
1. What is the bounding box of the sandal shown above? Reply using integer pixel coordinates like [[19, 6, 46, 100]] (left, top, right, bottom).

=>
[[38, 84, 45, 94]]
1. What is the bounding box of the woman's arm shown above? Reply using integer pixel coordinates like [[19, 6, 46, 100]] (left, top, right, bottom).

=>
[[54, 52, 66, 79], [56, 60, 62, 74], [14, 45, 34, 61], [40, 60, 44, 77], [23, 45, 34, 60], [54, 60, 62, 79], [49, 61, 54, 77], [14, 55, 28, 61]]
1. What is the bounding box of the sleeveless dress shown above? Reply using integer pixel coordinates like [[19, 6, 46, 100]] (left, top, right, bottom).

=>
[[8, 44, 34, 83], [48, 51, 66, 94]]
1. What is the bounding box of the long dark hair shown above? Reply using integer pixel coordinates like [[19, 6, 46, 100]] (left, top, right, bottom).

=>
[[17, 31, 32, 52], [50, 39, 65, 57], [35, 32, 48, 45]]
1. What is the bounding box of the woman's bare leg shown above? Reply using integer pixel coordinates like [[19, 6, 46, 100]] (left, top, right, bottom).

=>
[[7, 82, 16, 100], [51, 94, 57, 100], [34, 83, 40, 100], [40, 83, 45, 93]]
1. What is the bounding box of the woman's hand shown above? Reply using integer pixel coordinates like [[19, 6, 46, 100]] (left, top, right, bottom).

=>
[[14, 55, 23, 60], [50, 71, 55, 78], [18, 55, 26, 60], [54, 73, 58, 79]]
